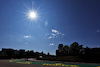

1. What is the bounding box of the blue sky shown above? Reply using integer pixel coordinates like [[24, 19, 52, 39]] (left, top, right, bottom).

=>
[[0, 0, 100, 55]]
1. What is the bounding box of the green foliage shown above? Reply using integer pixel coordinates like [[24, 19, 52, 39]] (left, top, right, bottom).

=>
[[69, 42, 80, 56], [56, 42, 100, 62], [56, 42, 86, 56]]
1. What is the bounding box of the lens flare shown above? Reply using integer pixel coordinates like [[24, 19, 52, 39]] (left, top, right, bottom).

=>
[[29, 11, 37, 19], [28, 10, 38, 21], [22, 2, 40, 23]]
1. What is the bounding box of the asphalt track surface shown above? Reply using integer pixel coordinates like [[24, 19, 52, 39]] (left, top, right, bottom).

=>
[[0, 60, 59, 67], [0, 59, 100, 67]]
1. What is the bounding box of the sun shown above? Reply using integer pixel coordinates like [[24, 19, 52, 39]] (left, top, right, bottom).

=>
[[28, 11, 37, 20], [26, 9, 39, 22], [22, 2, 41, 23]]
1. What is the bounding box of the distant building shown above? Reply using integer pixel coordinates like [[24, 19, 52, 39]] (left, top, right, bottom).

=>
[[13, 50, 19, 55], [1, 48, 20, 55], [2, 48, 13, 54]]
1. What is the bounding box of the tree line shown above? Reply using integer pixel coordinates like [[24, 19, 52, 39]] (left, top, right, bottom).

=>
[[0, 49, 47, 59], [56, 42, 100, 62], [1, 42, 100, 62]]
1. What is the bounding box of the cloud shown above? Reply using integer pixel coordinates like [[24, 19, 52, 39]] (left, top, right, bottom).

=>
[[48, 29, 64, 39], [45, 29, 64, 46], [52, 29, 58, 33], [97, 30, 100, 32], [51, 33, 56, 36], [49, 43, 54, 45], [49, 36, 52, 39], [24, 35, 31, 38]]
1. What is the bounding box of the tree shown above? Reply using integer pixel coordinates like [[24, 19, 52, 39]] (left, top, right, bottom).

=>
[[6, 49, 14, 58], [63, 45, 69, 52], [58, 44, 63, 56], [63, 45, 69, 56], [58, 44, 63, 52], [26, 50, 30, 61], [56, 50, 59, 56], [69, 42, 80, 56], [84, 46, 91, 59], [79, 45, 84, 55], [29, 50, 34, 56], [47, 52, 50, 56], [42, 51, 43, 54]]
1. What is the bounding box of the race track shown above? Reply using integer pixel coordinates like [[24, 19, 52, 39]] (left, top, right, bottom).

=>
[[0, 59, 100, 67], [0, 60, 57, 67]]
